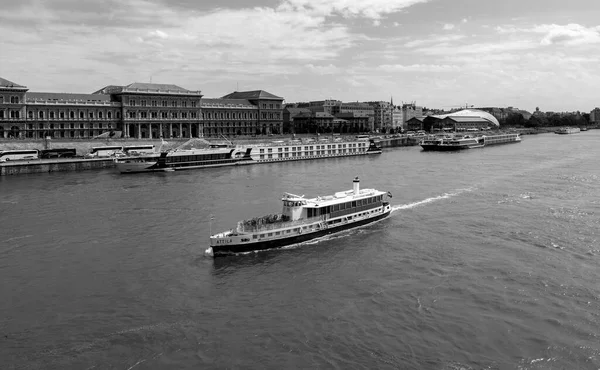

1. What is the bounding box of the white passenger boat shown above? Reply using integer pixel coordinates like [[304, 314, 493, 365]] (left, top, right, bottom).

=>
[[207, 177, 392, 256]]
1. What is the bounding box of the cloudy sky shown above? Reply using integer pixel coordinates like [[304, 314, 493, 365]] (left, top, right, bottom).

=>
[[1, 0, 599, 112]]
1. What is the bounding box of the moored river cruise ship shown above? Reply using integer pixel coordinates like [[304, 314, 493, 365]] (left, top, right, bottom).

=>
[[207, 177, 392, 257], [420, 133, 521, 151], [114, 138, 382, 173]]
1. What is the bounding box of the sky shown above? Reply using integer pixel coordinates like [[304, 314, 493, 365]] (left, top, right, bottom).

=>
[[1, 0, 599, 112]]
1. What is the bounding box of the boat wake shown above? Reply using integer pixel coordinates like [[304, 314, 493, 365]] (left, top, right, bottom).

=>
[[391, 187, 476, 212]]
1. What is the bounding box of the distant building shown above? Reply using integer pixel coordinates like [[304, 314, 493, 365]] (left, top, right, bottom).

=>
[[392, 106, 403, 131], [422, 109, 500, 132], [590, 108, 600, 123], [367, 101, 393, 132], [406, 117, 425, 131], [402, 103, 423, 126]]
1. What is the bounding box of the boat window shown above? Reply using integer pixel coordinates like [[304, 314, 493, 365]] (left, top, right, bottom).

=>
[[268, 233, 273, 237]]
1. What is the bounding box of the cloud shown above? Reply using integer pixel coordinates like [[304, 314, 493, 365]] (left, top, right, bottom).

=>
[[304, 64, 341, 75], [379, 64, 460, 72], [281, 0, 432, 20], [535, 24, 600, 45], [443, 23, 455, 31], [496, 23, 600, 46], [404, 34, 466, 48]]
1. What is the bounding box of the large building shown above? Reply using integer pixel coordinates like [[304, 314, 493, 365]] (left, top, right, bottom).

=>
[[422, 109, 500, 132], [0, 77, 283, 139]]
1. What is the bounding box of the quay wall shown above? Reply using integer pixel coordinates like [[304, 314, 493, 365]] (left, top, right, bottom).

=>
[[1, 158, 115, 176], [0, 138, 196, 154]]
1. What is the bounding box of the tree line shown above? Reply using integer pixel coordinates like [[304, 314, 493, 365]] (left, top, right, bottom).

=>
[[503, 112, 592, 128]]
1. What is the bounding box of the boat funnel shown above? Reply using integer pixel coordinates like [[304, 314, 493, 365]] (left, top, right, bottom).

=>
[[353, 176, 360, 195]]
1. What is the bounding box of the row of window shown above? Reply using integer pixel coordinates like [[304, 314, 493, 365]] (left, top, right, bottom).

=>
[[259, 143, 364, 153], [130, 100, 198, 108], [0, 96, 21, 104], [260, 103, 281, 109], [260, 112, 281, 120], [22, 123, 112, 130], [205, 111, 257, 120], [25, 110, 120, 120], [127, 111, 198, 119], [251, 208, 381, 239], [258, 148, 363, 159]]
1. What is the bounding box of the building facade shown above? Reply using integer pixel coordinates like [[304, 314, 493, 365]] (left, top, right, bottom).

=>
[[590, 108, 600, 123], [0, 77, 283, 139], [402, 103, 423, 127]]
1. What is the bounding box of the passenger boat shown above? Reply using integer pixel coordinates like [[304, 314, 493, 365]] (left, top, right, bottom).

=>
[[207, 177, 392, 256], [115, 144, 252, 173], [420, 133, 521, 151], [554, 127, 581, 134]]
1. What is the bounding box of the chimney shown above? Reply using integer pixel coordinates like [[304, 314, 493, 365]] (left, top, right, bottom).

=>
[[353, 176, 360, 195]]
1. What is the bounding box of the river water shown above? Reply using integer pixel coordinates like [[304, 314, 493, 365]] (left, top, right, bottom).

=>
[[1, 132, 599, 369]]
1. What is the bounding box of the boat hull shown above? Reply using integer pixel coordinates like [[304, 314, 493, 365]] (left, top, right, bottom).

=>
[[211, 206, 391, 256]]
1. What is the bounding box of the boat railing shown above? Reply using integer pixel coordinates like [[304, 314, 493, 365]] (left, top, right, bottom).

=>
[[237, 215, 325, 233]]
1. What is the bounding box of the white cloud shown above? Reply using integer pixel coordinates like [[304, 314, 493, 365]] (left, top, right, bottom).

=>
[[404, 34, 466, 48], [443, 23, 455, 30], [496, 23, 600, 46], [304, 64, 341, 75], [281, 0, 432, 20], [379, 64, 460, 72], [535, 24, 600, 45]]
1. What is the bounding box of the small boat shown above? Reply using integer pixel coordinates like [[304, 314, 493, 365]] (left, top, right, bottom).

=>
[[207, 177, 392, 256]]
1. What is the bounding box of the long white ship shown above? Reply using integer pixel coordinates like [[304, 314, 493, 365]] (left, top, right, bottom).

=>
[[208, 177, 392, 256], [115, 138, 382, 173]]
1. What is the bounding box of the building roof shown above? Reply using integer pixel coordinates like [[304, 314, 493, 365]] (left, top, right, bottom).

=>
[[430, 109, 500, 126], [124, 82, 190, 92], [221, 90, 283, 100], [200, 98, 256, 108], [285, 107, 312, 117], [444, 116, 491, 123], [407, 116, 426, 122], [27, 92, 112, 102], [92, 82, 201, 96], [0, 77, 27, 89]]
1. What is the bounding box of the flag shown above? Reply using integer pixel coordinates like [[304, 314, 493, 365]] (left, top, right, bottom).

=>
[[387, 191, 393, 198]]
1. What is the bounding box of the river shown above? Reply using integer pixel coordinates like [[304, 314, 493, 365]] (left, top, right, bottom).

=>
[[1, 131, 599, 369]]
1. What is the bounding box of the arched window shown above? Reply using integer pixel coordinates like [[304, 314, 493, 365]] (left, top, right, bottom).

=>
[[70, 111, 75, 119], [28, 111, 33, 119], [108, 111, 112, 119], [79, 112, 84, 119], [39, 111, 44, 119], [98, 111, 103, 119]]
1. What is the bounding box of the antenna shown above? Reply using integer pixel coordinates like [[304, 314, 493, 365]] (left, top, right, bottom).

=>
[[237, 82, 239, 91]]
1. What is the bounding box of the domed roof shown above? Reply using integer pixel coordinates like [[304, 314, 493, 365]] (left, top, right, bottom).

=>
[[437, 109, 500, 126]]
